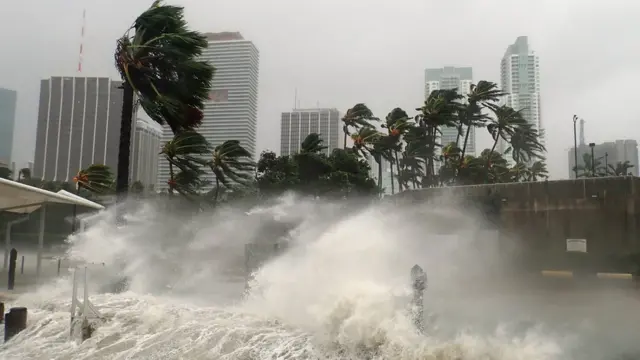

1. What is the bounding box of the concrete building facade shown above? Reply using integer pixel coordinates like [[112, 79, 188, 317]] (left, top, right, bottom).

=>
[[0, 88, 17, 165], [130, 118, 162, 188], [33, 76, 124, 182], [280, 108, 341, 156]]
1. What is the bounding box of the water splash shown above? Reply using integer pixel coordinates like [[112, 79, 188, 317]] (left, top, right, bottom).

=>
[[1, 194, 634, 359]]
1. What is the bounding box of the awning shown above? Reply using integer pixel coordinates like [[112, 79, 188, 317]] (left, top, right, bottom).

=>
[[0, 178, 104, 213], [0, 177, 105, 279]]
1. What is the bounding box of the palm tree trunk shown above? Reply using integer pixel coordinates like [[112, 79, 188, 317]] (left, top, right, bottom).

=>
[[168, 162, 175, 195], [486, 137, 499, 183], [458, 124, 472, 176], [390, 159, 395, 195], [214, 177, 220, 204], [116, 82, 134, 199], [394, 151, 402, 192], [377, 160, 383, 192], [343, 127, 348, 149]]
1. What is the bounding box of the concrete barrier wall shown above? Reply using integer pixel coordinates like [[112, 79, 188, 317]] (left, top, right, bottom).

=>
[[393, 177, 640, 273]]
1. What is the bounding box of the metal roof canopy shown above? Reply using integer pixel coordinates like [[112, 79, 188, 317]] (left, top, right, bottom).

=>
[[0, 178, 105, 279]]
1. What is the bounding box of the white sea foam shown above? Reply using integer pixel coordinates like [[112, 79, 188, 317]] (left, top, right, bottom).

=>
[[0, 194, 635, 359]]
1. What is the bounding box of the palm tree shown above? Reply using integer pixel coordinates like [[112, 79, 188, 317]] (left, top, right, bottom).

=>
[[574, 153, 605, 177], [486, 104, 527, 178], [114, 0, 214, 196], [300, 133, 328, 154], [342, 103, 379, 149], [458, 81, 504, 163], [528, 161, 549, 181], [71, 164, 114, 231], [208, 140, 255, 204], [607, 161, 634, 176], [509, 162, 530, 182], [415, 89, 463, 186], [160, 130, 210, 194], [383, 108, 412, 193], [504, 123, 545, 164], [73, 164, 114, 194]]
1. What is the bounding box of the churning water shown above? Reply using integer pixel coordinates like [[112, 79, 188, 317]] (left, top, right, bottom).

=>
[[1, 193, 639, 359]]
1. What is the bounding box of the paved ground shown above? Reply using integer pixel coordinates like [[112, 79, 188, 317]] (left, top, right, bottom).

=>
[[0, 250, 73, 300]]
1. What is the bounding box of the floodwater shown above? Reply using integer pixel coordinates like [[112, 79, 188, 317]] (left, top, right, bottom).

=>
[[0, 194, 639, 359]]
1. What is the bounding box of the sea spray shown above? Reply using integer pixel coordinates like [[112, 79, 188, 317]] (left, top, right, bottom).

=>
[[0, 193, 617, 359]]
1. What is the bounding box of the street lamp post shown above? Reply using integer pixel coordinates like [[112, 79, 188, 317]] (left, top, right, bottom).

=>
[[589, 143, 596, 176], [573, 115, 579, 178], [605, 152, 609, 176]]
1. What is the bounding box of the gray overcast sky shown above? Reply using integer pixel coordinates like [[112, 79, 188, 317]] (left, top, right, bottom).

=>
[[1, 0, 639, 178]]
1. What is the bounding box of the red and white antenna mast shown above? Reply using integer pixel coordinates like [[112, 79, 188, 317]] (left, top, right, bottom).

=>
[[77, 9, 86, 73]]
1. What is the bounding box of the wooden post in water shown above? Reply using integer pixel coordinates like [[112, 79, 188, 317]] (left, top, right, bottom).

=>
[[0, 302, 4, 324], [4, 307, 27, 342], [410, 264, 427, 334], [7, 249, 17, 290], [20, 255, 24, 274]]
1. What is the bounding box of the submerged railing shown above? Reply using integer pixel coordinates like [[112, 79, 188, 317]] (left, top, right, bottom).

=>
[[70, 265, 102, 340]]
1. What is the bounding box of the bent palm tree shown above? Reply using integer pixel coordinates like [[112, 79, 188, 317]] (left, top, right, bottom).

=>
[[300, 133, 328, 154], [114, 0, 213, 196], [528, 161, 549, 181], [160, 130, 210, 194], [208, 140, 255, 203], [342, 103, 379, 148], [74, 164, 114, 194], [72, 164, 114, 232], [608, 161, 634, 176], [486, 104, 527, 179]]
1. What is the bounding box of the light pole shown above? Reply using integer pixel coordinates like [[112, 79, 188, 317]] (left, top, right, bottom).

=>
[[572, 115, 579, 178], [589, 143, 596, 176], [605, 152, 609, 176]]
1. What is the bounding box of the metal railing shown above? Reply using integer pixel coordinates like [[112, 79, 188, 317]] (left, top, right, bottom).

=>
[[69, 265, 102, 338]]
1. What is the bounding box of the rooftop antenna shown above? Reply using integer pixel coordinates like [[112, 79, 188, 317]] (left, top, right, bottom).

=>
[[77, 9, 86, 73], [579, 118, 585, 146]]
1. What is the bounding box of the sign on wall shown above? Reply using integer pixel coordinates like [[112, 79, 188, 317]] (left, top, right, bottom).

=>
[[566, 238, 587, 253]]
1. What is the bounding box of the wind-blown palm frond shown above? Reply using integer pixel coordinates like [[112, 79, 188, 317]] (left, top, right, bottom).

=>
[[114, 0, 214, 133], [209, 140, 255, 187], [342, 103, 379, 148], [300, 133, 328, 154], [74, 164, 114, 194]]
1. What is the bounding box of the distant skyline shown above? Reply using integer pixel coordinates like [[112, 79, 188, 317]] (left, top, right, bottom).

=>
[[2, 0, 639, 180], [0, 88, 17, 165]]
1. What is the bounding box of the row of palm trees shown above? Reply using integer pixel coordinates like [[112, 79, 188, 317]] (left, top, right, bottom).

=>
[[573, 153, 634, 177], [342, 81, 548, 194]]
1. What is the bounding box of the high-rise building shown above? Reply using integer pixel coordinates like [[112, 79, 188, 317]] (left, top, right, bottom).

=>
[[33, 76, 124, 182], [568, 140, 639, 178], [157, 32, 259, 191], [130, 118, 162, 188], [424, 66, 475, 155], [280, 108, 341, 156], [0, 88, 17, 165], [498, 36, 543, 158]]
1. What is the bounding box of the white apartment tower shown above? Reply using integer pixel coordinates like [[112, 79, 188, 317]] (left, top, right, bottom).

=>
[[280, 108, 341, 156], [157, 32, 259, 191], [424, 67, 475, 155], [498, 36, 543, 156], [130, 118, 162, 188]]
